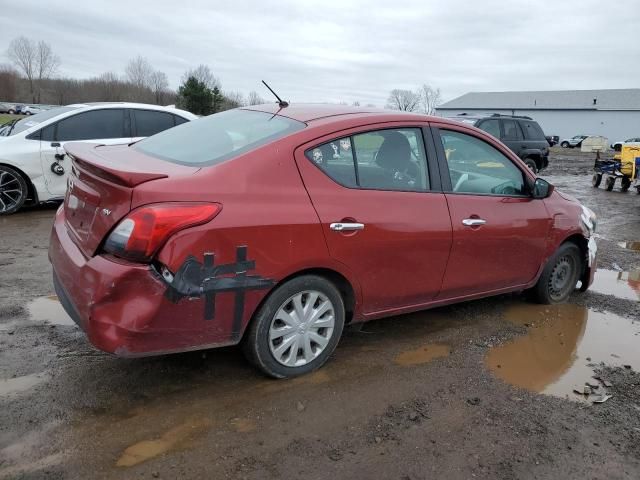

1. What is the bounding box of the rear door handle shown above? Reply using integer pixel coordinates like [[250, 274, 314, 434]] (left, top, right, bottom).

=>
[[462, 218, 487, 226], [330, 222, 365, 231]]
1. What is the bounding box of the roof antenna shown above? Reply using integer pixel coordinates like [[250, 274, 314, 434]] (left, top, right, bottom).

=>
[[262, 80, 289, 108]]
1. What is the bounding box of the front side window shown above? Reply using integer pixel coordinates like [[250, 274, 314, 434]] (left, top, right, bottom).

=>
[[135, 109, 304, 166], [501, 119, 523, 140], [440, 130, 526, 196], [56, 109, 125, 141], [305, 128, 429, 192]]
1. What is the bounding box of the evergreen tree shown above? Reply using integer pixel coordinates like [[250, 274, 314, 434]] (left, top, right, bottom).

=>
[[177, 76, 213, 115]]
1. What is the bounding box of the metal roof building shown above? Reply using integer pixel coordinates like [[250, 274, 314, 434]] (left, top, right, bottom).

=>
[[435, 89, 640, 142]]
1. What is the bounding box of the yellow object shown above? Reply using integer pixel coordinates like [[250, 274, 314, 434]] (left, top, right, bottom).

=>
[[620, 145, 640, 179], [477, 162, 505, 168]]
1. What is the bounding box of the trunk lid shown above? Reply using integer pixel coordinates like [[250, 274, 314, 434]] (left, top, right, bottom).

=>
[[63, 142, 199, 257]]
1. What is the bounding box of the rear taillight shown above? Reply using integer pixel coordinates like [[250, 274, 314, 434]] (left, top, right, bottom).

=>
[[104, 202, 221, 262]]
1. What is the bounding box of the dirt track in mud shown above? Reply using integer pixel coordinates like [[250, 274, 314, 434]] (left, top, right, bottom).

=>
[[1, 148, 640, 479]]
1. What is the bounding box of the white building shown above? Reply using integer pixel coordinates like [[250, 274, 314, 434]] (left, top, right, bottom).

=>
[[435, 89, 640, 142]]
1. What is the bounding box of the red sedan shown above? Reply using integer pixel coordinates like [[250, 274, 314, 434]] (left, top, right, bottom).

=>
[[49, 104, 597, 378]]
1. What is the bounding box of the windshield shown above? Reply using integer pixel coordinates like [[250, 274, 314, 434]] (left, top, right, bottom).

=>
[[134, 109, 305, 166], [3, 106, 79, 136]]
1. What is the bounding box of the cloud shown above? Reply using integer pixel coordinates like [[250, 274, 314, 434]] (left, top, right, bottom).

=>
[[1, 0, 638, 105]]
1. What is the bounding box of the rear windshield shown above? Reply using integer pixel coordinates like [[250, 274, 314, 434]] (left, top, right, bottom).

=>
[[5, 106, 79, 136], [133, 109, 305, 166], [519, 120, 546, 140]]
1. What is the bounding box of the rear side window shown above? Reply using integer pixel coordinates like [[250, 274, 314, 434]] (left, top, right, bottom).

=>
[[501, 119, 523, 141], [477, 119, 500, 139], [133, 110, 175, 137], [520, 120, 546, 140], [305, 128, 429, 192], [134, 109, 304, 166], [56, 109, 125, 141], [174, 115, 188, 126]]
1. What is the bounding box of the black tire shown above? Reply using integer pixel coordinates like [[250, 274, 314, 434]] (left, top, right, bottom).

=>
[[530, 243, 582, 304], [605, 176, 615, 191], [560, 141, 569, 148], [242, 275, 345, 378], [592, 173, 602, 188], [0, 165, 28, 215], [621, 177, 631, 192], [8, 109, 15, 114], [523, 158, 538, 173]]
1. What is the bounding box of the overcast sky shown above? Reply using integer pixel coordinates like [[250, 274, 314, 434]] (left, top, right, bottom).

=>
[[1, 0, 639, 106]]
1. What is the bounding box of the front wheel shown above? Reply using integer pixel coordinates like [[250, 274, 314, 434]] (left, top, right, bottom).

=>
[[242, 275, 345, 378], [560, 141, 569, 148], [523, 158, 538, 173], [530, 243, 582, 304], [0, 165, 28, 215], [592, 173, 602, 188], [605, 176, 615, 191]]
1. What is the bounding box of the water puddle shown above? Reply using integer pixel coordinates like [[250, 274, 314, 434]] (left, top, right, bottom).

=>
[[618, 241, 640, 251], [394, 343, 450, 366], [27, 295, 75, 326], [589, 269, 640, 301], [486, 303, 640, 400], [0, 373, 49, 398], [116, 418, 211, 467]]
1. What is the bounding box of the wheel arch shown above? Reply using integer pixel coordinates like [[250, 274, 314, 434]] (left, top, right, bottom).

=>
[[0, 162, 38, 206], [560, 233, 589, 275], [240, 266, 358, 342]]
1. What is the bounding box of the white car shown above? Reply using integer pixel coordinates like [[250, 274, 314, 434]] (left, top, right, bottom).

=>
[[0, 102, 196, 214], [610, 137, 640, 150], [21, 105, 42, 115]]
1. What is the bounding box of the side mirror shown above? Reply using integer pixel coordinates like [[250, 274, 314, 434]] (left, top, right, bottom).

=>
[[532, 178, 554, 199]]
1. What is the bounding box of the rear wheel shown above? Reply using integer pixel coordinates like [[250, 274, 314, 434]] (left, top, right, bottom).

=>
[[621, 177, 631, 192], [592, 173, 602, 188], [523, 158, 538, 173], [242, 275, 345, 378], [530, 243, 582, 304], [605, 176, 615, 191], [0, 165, 28, 215]]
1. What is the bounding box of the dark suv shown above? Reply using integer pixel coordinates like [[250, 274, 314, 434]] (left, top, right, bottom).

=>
[[451, 114, 549, 172]]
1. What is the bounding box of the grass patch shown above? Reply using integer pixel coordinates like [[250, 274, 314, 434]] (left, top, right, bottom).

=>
[[0, 114, 25, 124]]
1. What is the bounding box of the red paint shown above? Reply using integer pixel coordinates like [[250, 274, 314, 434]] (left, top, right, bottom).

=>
[[49, 105, 595, 357]]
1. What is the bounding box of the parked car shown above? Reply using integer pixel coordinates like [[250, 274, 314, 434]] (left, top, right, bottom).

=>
[[0, 102, 196, 214], [49, 104, 598, 378], [0, 102, 18, 114], [451, 114, 549, 172], [21, 105, 42, 115], [611, 137, 640, 151], [560, 135, 589, 148]]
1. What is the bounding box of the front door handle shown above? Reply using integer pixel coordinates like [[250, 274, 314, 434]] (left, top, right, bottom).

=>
[[462, 218, 487, 226], [330, 222, 365, 232]]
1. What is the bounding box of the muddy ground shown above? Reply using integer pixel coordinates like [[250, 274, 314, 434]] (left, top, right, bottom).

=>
[[1, 148, 639, 479]]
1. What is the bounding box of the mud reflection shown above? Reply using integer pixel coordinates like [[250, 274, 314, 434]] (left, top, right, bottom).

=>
[[590, 269, 640, 301], [486, 303, 640, 399], [27, 295, 75, 326], [394, 344, 450, 366]]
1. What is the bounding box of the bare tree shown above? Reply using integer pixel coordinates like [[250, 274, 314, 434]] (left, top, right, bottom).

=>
[[184, 64, 220, 91], [247, 90, 265, 105], [7, 36, 60, 103], [352, 101, 360, 106], [418, 84, 442, 115], [386, 89, 420, 112], [125, 56, 154, 89], [150, 70, 169, 104], [223, 91, 245, 108], [0, 64, 19, 101]]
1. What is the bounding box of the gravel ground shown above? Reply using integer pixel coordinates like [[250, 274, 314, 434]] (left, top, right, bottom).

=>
[[0, 147, 639, 480]]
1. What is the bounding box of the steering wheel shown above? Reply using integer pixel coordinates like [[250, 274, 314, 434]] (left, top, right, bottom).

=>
[[491, 181, 518, 195], [453, 172, 469, 192]]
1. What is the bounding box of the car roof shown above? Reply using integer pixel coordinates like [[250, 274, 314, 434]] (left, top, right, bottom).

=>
[[242, 103, 435, 124], [66, 102, 196, 118]]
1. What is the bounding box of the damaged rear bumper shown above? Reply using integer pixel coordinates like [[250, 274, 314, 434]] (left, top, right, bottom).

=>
[[48, 207, 237, 356]]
